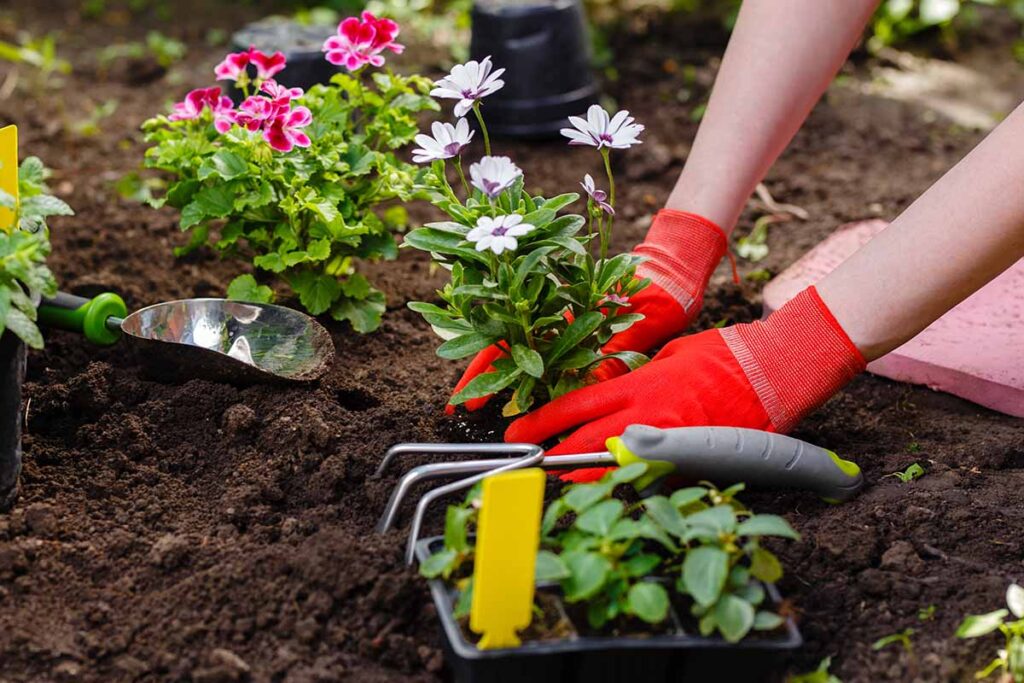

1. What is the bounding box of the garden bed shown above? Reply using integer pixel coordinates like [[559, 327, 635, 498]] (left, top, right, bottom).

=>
[[0, 1, 1023, 681]]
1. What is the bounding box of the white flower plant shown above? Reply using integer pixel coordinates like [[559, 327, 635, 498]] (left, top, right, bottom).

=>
[[406, 57, 650, 416]]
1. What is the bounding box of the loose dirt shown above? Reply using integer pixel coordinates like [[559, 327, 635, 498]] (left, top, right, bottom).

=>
[[1, 2, 1022, 681]]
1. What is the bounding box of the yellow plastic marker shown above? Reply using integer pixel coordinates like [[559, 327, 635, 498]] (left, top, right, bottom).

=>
[[469, 468, 545, 650], [0, 125, 17, 229]]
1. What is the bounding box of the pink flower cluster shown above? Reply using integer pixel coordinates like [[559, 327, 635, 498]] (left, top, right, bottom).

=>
[[323, 11, 404, 71], [169, 86, 236, 133], [168, 78, 312, 153], [214, 46, 287, 83]]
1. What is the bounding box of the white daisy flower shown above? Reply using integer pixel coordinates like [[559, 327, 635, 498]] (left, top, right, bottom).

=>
[[561, 104, 644, 150], [469, 155, 522, 198], [466, 214, 534, 255], [430, 56, 506, 118], [412, 118, 475, 164]]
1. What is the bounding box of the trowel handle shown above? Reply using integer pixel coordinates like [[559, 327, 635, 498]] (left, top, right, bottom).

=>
[[608, 425, 863, 503], [37, 291, 127, 346]]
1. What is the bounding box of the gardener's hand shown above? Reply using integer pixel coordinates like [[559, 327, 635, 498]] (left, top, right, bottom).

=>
[[592, 209, 728, 381], [505, 287, 865, 482], [446, 209, 727, 413]]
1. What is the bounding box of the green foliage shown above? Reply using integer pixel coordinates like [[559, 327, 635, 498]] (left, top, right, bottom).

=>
[[0, 157, 69, 348], [0, 33, 71, 92], [956, 584, 1024, 682], [423, 470, 800, 642], [97, 30, 187, 70], [142, 69, 438, 332], [885, 462, 925, 483], [872, 627, 914, 652], [787, 657, 843, 683], [408, 134, 649, 415]]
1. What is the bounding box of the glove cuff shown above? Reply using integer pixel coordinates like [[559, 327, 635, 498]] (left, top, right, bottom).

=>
[[719, 287, 866, 433], [634, 210, 726, 314]]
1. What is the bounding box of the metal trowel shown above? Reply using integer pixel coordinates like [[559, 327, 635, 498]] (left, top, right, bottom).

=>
[[38, 292, 334, 383]]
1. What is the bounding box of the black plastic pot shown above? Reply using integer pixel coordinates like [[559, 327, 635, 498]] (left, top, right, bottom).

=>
[[470, 0, 600, 139], [230, 18, 339, 100], [0, 333, 26, 511], [416, 537, 802, 683]]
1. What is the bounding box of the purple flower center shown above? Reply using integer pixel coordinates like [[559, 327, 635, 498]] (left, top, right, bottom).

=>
[[443, 141, 463, 156], [483, 179, 502, 196], [492, 226, 509, 236], [461, 88, 479, 99], [592, 189, 607, 202], [599, 133, 614, 144]]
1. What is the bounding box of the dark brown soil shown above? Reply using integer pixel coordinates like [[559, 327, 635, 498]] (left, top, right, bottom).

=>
[[1, 2, 1023, 682]]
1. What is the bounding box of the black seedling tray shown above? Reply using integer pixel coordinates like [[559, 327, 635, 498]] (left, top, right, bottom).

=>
[[416, 538, 802, 683], [0, 333, 26, 511]]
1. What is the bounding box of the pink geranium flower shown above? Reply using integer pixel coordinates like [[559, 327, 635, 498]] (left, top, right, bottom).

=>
[[249, 48, 287, 80], [323, 12, 404, 71], [169, 87, 236, 133], [261, 79, 303, 102], [234, 95, 281, 131], [264, 106, 313, 153], [214, 51, 250, 81]]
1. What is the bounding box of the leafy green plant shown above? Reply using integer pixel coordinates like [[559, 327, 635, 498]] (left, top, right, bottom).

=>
[[97, 30, 187, 70], [885, 462, 925, 483], [422, 466, 801, 643], [919, 604, 937, 621], [0, 33, 71, 92], [407, 59, 650, 415], [872, 627, 914, 652], [788, 657, 843, 683], [956, 583, 1024, 682], [0, 157, 72, 348], [142, 21, 437, 332]]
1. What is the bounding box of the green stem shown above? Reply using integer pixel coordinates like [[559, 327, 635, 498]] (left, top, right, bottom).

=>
[[473, 102, 491, 157], [600, 148, 615, 261], [454, 156, 470, 197]]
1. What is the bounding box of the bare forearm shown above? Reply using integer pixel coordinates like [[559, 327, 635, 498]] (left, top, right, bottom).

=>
[[666, 0, 880, 233], [818, 101, 1024, 361]]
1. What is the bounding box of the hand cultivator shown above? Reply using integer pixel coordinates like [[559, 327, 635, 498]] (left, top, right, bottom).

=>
[[375, 424, 863, 564]]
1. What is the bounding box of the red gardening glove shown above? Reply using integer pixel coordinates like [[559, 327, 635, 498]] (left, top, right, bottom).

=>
[[447, 209, 728, 413], [594, 209, 728, 381], [505, 287, 866, 482]]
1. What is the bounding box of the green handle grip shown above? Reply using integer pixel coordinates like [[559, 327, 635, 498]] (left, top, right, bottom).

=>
[[37, 292, 127, 346], [607, 425, 863, 503]]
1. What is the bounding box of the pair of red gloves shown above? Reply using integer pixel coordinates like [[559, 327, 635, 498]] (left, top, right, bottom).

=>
[[449, 210, 866, 482]]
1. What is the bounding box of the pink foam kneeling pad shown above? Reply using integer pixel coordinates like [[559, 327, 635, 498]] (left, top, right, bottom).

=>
[[762, 219, 1024, 418]]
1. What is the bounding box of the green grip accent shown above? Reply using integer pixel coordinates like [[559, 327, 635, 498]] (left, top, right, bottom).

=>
[[606, 436, 675, 490], [38, 293, 126, 346]]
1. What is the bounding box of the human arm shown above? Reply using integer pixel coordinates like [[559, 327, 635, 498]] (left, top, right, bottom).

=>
[[506, 101, 1024, 474]]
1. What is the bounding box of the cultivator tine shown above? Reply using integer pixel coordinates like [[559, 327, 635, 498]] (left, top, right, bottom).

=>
[[375, 457, 521, 533], [403, 445, 545, 564], [374, 440, 618, 564]]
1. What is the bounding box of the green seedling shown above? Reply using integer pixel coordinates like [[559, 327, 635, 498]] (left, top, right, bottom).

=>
[[885, 463, 925, 483], [872, 627, 914, 652], [788, 656, 843, 683], [956, 583, 1024, 682], [0, 33, 71, 93], [423, 467, 801, 642], [97, 31, 187, 70], [919, 604, 937, 621], [68, 100, 118, 138], [746, 268, 772, 283], [0, 157, 71, 348]]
